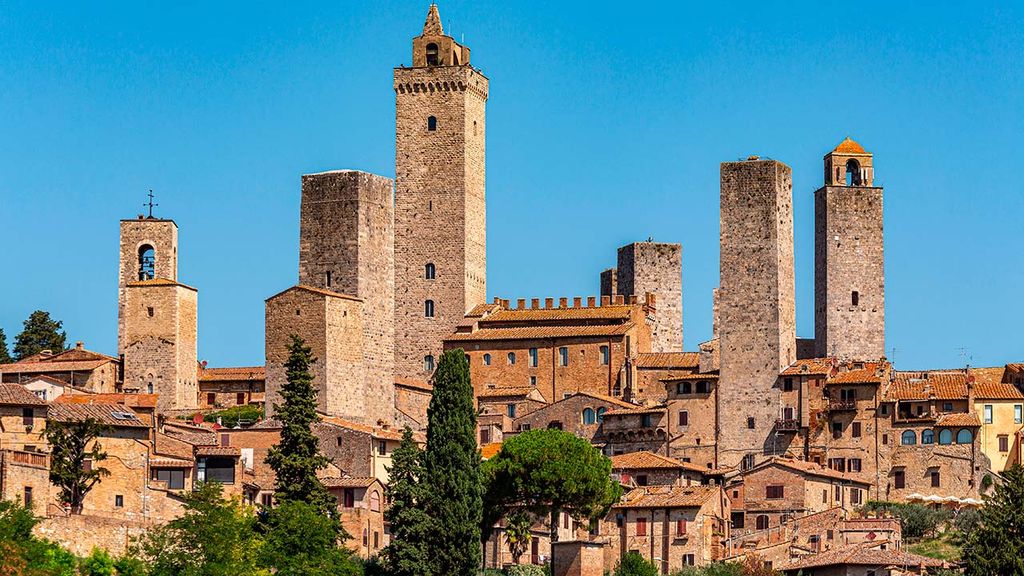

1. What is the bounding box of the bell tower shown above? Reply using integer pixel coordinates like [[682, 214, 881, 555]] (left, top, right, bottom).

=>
[[393, 4, 488, 379], [814, 137, 885, 361]]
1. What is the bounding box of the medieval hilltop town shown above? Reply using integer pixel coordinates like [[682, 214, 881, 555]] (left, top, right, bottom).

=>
[[0, 5, 1021, 576]]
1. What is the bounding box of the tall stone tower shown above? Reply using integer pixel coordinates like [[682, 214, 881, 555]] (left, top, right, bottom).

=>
[[814, 137, 885, 361], [288, 169, 396, 423], [393, 5, 488, 379], [717, 158, 796, 469], [615, 242, 683, 352], [119, 216, 198, 413]]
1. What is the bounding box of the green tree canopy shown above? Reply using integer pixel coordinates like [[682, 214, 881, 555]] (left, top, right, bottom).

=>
[[615, 551, 658, 576], [257, 500, 360, 576], [0, 499, 78, 576], [483, 428, 622, 573], [13, 310, 67, 360], [381, 426, 431, 576], [265, 335, 335, 517], [0, 327, 12, 364], [421, 348, 482, 575], [962, 465, 1024, 576], [46, 417, 111, 514], [131, 482, 266, 576]]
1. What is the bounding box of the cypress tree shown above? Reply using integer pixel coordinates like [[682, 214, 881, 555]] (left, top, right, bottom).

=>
[[13, 310, 67, 360], [381, 427, 431, 576], [962, 465, 1024, 576], [421, 348, 482, 574], [265, 335, 335, 517], [0, 328, 11, 364]]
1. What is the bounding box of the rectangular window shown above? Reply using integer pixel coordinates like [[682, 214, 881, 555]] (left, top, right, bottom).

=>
[[1016, 405, 1023, 425], [507, 404, 516, 418], [641, 414, 652, 427], [600, 345, 610, 365], [834, 485, 842, 502], [559, 347, 569, 366], [783, 377, 793, 392], [343, 489, 355, 508], [931, 471, 941, 488], [151, 468, 186, 490], [23, 487, 32, 508], [1000, 435, 1009, 452], [636, 475, 648, 486], [675, 518, 688, 535], [766, 485, 784, 499], [678, 411, 689, 427], [677, 382, 692, 395], [832, 422, 843, 439], [378, 440, 387, 455], [529, 376, 537, 386], [880, 404, 888, 416], [747, 417, 755, 429], [984, 404, 993, 424], [894, 470, 905, 489], [822, 490, 828, 504], [207, 392, 216, 406], [236, 392, 246, 405], [829, 458, 846, 472], [261, 493, 273, 507], [851, 489, 863, 505], [882, 434, 889, 445], [374, 531, 380, 549], [198, 457, 235, 484], [529, 348, 538, 367], [849, 458, 862, 473], [852, 422, 862, 438], [636, 517, 647, 536], [115, 495, 124, 508], [22, 408, 33, 427], [480, 427, 491, 445], [943, 402, 953, 412]]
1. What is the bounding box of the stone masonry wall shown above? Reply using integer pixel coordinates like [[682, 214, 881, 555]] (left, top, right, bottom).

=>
[[814, 185, 885, 361], [393, 62, 488, 380], [118, 218, 177, 355], [718, 159, 796, 469], [617, 242, 683, 352], [298, 170, 395, 425]]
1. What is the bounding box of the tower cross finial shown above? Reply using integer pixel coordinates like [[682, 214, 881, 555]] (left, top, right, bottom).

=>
[[145, 190, 159, 218]]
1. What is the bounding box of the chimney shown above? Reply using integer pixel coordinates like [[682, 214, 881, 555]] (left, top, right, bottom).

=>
[[517, 298, 526, 310], [573, 297, 582, 308], [544, 298, 554, 309], [558, 297, 568, 308], [587, 296, 596, 307], [75, 341, 84, 350], [531, 298, 540, 309]]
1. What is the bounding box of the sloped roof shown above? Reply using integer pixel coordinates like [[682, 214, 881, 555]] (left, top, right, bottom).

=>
[[614, 485, 719, 509], [264, 284, 361, 303], [196, 446, 240, 457], [0, 384, 47, 406], [831, 137, 869, 155], [322, 477, 380, 489], [889, 371, 968, 401], [782, 358, 834, 376], [126, 277, 197, 291], [48, 402, 147, 428], [163, 422, 219, 445], [829, 363, 884, 384], [603, 404, 666, 416], [936, 412, 981, 427], [55, 393, 158, 409], [478, 386, 537, 399], [971, 367, 1023, 399], [317, 415, 425, 443], [778, 542, 944, 571], [636, 352, 700, 370], [748, 457, 872, 486], [0, 359, 110, 374], [610, 451, 705, 473]]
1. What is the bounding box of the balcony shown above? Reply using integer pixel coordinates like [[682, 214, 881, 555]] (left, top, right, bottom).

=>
[[827, 400, 857, 412], [895, 410, 937, 423], [774, 418, 799, 432]]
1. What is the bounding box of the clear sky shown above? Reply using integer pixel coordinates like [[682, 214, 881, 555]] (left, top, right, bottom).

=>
[[1, 1, 1021, 370]]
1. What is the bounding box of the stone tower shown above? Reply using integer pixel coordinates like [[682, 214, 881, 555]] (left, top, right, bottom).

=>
[[288, 170, 396, 423], [119, 216, 197, 413], [814, 137, 885, 361], [717, 158, 796, 469], [393, 4, 488, 379], [615, 242, 683, 352]]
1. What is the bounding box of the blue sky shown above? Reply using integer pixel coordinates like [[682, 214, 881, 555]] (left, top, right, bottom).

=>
[[1, 1, 1021, 370]]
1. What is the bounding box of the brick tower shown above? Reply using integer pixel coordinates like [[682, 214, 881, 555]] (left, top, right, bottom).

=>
[[615, 241, 683, 352], [119, 215, 197, 412], [814, 137, 885, 361], [717, 158, 796, 469], [393, 4, 488, 379]]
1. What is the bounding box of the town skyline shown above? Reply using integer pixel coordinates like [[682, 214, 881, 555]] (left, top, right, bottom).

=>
[[1, 1, 1021, 370]]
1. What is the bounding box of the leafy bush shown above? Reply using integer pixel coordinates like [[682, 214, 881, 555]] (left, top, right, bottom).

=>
[[204, 404, 264, 428], [506, 564, 547, 576], [862, 501, 950, 539], [614, 552, 658, 576], [672, 562, 743, 576], [81, 548, 116, 576]]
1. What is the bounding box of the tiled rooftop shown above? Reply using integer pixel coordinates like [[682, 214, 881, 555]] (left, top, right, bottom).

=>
[[614, 485, 719, 509], [0, 383, 47, 406]]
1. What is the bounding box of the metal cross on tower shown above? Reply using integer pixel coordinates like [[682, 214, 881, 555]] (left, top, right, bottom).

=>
[[144, 190, 158, 218]]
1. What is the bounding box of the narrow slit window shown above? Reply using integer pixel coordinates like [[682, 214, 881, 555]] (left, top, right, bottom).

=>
[[425, 263, 436, 279], [424, 300, 435, 317], [427, 116, 437, 131], [851, 291, 860, 306]]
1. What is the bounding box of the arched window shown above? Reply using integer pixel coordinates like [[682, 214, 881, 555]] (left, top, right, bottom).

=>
[[956, 429, 974, 444], [427, 116, 437, 131], [596, 407, 607, 423], [424, 300, 435, 317], [921, 429, 935, 444], [425, 263, 436, 279], [845, 159, 861, 186], [370, 491, 381, 512], [423, 355, 435, 373], [138, 245, 155, 280], [755, 515, 769, 530], [482, 353, 491, 366], [939, 429, 953, 445], [425, 43, 439, 66], [901, 430, 917, 445], [507, 352, 516, 365], [147, 383, 154, 394], [582, 408, 596, 425]]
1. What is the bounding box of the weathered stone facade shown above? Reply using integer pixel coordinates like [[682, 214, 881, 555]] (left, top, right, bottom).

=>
[[297, 170, 396, 424], [718, 159, 796, 469], [123, 280, 198, 413], [814, 139, 885, 361], [264, 286, 364, 419], [118, 217, 178, 355], [394, 6, 488, 379], [616, 242, 683, 353]]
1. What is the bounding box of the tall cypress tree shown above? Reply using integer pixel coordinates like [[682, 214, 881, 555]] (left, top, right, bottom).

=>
[[381, 427, 431, 576], [421, 348, 482, 574], [265, 335, 335, 517], [0, 328, 11, 364], [962, 465, 1024, 575], [13, 310, 67, 360]]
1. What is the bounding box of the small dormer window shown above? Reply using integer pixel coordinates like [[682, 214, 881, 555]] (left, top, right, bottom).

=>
[[425, 43, 439, 66]]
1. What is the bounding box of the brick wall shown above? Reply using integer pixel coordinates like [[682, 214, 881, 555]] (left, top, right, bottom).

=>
[[718, 159, 796, 469], [617, 242, 683, 353]]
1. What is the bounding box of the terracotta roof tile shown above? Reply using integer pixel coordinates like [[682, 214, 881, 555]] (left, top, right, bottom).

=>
[[48, 402, 148, 428], [317, 415, 425, 443], [126, 277, 197, 291], [0, 384, 47, 406], [936, 412, 981, 427], [322, 477, 379, 489], [478, 386, 537, 398], [446, 323, 635, 342], [613, 485, 719, 509], [199, 366, 265, 382], [196, 446, 240, 457], [971, 367, 1023, 399], [831, 137, 869, 155], [150, 457, 194, 468], [829, 363, 883, 384], [778, 542, 944, 571], [264, 284, 362, 303], [54, 393, 158, 409], [163, 422, 219, 445], [782, 358, 834, 376], [42, 347, 118, 364], [0, 359, 110, 374], [636, 353, 700, 369], [889, 371, 969, 401], [751, 457, 873, 485], [603, 405, 665, 416], [611, 451, 705, 473]]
